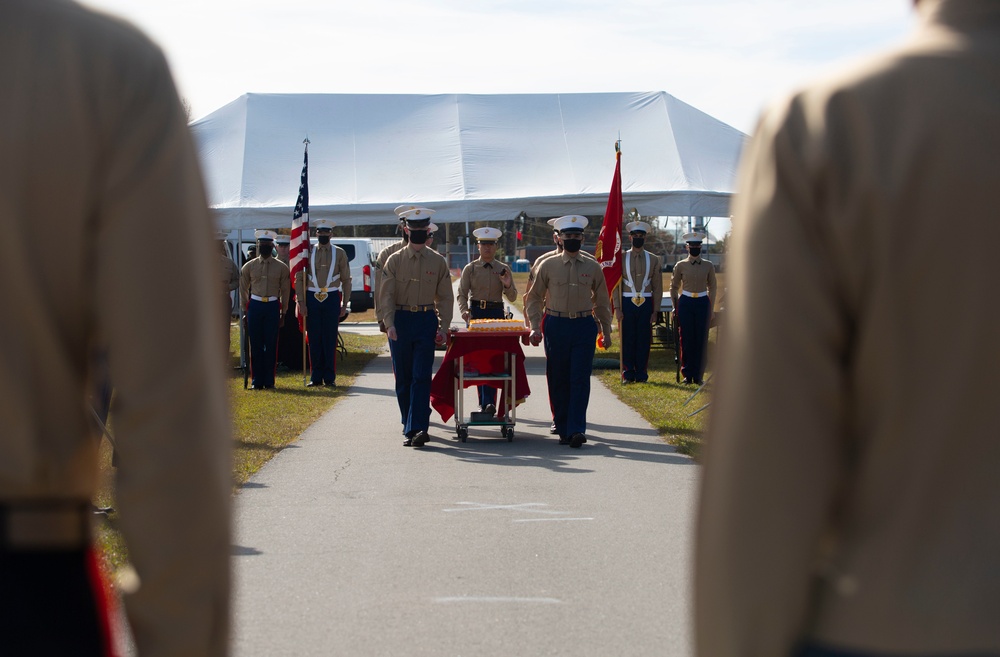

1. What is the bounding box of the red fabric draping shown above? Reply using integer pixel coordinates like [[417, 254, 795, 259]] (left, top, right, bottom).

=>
[[430, 330, 531, 423]]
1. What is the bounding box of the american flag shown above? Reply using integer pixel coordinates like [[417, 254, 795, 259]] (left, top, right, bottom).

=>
[[290, 143, 309, 331]]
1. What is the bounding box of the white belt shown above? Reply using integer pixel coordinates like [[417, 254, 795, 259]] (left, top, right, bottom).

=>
[[681, 290, 708, 298], [622, 293, 653, 297], [308, 286, 341, 293], [251, 295, 278, 302]]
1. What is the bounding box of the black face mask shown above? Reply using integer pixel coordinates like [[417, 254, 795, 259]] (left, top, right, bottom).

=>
[[317, 235, 331, 245], [631, 237, 645, 249], [409, 229, 429, 244], [688, 247, 701, 257], [258, 243, 274, 257], [562, 238, 582, 253]]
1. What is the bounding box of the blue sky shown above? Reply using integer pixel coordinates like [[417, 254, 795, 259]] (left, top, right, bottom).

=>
[[81, 0, 915, 133]]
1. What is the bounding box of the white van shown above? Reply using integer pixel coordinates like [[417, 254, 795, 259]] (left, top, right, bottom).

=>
[[224, 233, 376, 312], [327, 237, 376, 311]]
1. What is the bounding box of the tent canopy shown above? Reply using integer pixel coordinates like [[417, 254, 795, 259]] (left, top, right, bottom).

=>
[[191, 92, 746, 230]]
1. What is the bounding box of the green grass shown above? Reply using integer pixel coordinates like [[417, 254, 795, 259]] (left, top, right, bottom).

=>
[[593, 343, 710, 459], [94, 327, 386, 570]]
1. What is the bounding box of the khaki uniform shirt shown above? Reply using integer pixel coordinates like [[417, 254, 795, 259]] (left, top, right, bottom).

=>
[[457, 258, 517, 315], [378, 245, 454, 331], [240, 256, 291, 311], [524, 252, 613, 335], [0, 2, 231, 655], [221, 253, 239, 293], [374, 239, 406, 322], [295, 244, 352, 310], [613, 248, 663, 313], [697, 1, 1000, 655], [525, 248, 597, 328], [669, 255, 717, 305]]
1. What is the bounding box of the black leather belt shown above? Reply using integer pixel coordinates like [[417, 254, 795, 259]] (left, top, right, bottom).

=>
[[395, 304, 435, 312], [1, 501, 92, 550], [545, 308, 592, 319], [471, 299, 504, 310]]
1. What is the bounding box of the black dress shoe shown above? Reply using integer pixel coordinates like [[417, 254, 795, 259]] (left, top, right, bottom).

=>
[[325, 381, 337, 388], [306, 381, 322, 387], [412, 431, 429, 447], [558, 435, 570, 445], [403, 437, 414, 447], [483, 403, 496, 416], [569, 433, 586, 449], [549, 423, 559, 435], [694, 379, 704, 386], [248, 385, 260, 390], [683, 377, 693, 385]]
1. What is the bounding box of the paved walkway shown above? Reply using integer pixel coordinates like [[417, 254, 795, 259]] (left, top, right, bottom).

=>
[[231, 280, 699, 656]]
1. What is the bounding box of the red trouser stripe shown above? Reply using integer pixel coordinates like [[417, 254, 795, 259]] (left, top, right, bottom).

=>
[[85, 548, 120, 657]]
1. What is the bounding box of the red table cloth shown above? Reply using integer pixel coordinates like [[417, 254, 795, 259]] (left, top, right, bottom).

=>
[[430, 329, 531, 423]]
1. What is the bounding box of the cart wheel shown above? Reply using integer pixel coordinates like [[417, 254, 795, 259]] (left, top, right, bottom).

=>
[[505, 427, 514, 441], [458, 429, 468, 443]]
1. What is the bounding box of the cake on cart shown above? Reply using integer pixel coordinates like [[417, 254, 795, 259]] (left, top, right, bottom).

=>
[[429, 319, 531, 442]]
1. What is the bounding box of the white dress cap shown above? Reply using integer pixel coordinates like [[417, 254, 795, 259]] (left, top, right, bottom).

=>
[[428, 222, 439, 233], [553, 215, 589, 232], [394, 204, 417, 217], [254, 229, 277, 241], [473, 227, 502, 241], [625, 221, 651, 234], [214, 231, 230, 241], [682, 231, 706, 243], [313, 219, 335, 231], [274, 234, 291, 245]]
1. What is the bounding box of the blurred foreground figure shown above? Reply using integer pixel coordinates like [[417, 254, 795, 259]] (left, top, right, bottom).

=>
[[0, 2, 232, 656], [696, 1, 1000, 656]]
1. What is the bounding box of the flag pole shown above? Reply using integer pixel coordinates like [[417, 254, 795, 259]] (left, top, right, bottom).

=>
[[302, 137, 310, 387]]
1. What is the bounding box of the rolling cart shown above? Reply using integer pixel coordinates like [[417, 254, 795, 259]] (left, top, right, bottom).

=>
[[429, 328, 531, 443]]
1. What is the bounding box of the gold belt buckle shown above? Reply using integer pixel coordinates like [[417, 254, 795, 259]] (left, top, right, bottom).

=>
[[632, 295, 645, 307], [568, 311, 578, 319], [315, 291, 328, 302], [409, 305, 419, 312], [261, 296, 270, 303]]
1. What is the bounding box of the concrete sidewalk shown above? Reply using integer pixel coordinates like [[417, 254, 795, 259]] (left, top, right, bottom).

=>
[[231, 335, 698, 656]]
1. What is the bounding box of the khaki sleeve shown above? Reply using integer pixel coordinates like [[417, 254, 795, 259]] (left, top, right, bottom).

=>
[[708, 262, 718, 302], [501, 266, 517, 302], [591, 267, 613, 335], [457, 265, 472, 315], [524, 263, 546, 330], [669, 262, 682, 298], [240, 263, 251, 309], [228, 261, 239, 292], [652, 255, 664, 305], [337, 247, 352, 307], [435, 259, 455, 329], [280, 264, 291, 312], [93, 37, 230, 657], [695, 100, 846, 657], [378, 253, 398, 329]]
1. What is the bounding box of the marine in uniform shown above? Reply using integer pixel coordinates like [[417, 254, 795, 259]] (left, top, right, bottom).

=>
[[457, 226, 518, 415], [524, 215, 613, 448], [378, 207, 455, 447], [613, 221, 663, 383], [240, 230, 291, 389], [219, 231, 240, 355], [298, 219, 351, 387], [274, 233, 305, 370], [0, 2, 232, 653], [373, 206, 412, 333], [669, 232, 716, 385]]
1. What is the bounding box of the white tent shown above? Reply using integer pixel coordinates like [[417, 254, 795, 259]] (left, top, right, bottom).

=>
[[191, 92, 746, 230]]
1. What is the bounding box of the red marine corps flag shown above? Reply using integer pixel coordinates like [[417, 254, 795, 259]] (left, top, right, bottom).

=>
[[289, 139, 310, 333], [596, 141, 624, 309]]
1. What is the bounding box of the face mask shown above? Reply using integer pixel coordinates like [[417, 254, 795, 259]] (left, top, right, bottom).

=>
[[317, 235, 331, 245], [688, 247, 701, 257], [631, 237, 645, 249], [258, 243, 274, 257], [562, 238, 582, 253], [409, 229, 429, 244]]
